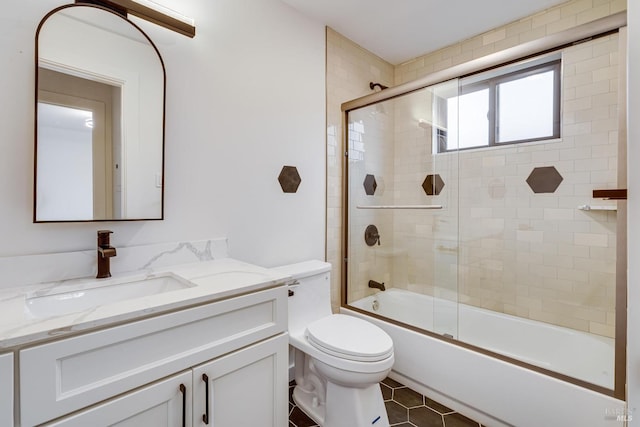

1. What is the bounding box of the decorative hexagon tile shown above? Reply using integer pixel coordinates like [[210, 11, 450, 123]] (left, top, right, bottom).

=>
[[526, 166, 563, 194], [363, 174, 377, 195], [278, 166, 301, 193], [422, 174, 445, 196]]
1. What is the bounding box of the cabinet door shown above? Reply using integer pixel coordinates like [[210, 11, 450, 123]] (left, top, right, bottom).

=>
[[43, 371, 192, 427], [192, 334, 288, 427], [0, 353, 12, 427], [20, 286, 286, 427]]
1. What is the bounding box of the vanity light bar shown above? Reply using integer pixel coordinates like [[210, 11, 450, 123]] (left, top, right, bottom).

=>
[[76, 0, 195, 38], [130, 0, 195, 27]]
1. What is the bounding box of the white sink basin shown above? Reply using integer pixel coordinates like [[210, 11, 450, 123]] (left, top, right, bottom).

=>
[[25, 274, 195, 319]]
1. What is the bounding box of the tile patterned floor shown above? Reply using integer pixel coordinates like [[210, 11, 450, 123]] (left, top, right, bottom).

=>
[[289, 377, 484, 427]]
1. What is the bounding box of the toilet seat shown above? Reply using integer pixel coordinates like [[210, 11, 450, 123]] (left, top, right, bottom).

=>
[[306, 314, 393, 362]]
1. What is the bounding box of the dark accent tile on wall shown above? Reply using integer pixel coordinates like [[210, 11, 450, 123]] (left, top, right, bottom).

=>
[[422, 174, 445, 196], [526, 166, 563, 193], [363, 174, 377, 195], [278, 166, 302, 193]]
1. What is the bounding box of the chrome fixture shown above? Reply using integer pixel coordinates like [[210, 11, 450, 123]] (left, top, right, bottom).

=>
[[368, 280, 385, 291], [97, 230, 117, 278]]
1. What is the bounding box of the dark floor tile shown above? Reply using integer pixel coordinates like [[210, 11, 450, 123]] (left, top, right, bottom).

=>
[[385, 400, 409, 424], [394, 386, 424, 408], [289, 407, 318, 427], [289, 377, 482, 427], [409, 406, 445, 427], [425, 397, 454, 415], [381, 382, 393, 400], [443, 412, 480, 427], [382, 377, 405, 388]]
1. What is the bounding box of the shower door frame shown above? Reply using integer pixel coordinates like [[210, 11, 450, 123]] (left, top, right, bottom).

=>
[[340, 11, 627, 400]]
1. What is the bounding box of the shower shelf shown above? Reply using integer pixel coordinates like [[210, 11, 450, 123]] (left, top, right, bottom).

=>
[[356, 205, 443, 210], [577, 205, 617, 211]]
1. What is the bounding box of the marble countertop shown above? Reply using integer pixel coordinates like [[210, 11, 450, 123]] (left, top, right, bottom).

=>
[[0, 258, 291, 350]]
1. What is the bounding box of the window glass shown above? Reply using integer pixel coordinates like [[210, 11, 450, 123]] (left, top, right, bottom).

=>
[[447, 88, 489, 150], [497, 70, 556, 143], [437, 57, 560, 152]]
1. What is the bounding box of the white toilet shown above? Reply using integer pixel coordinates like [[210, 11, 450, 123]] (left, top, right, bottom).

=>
[[274, 260, 394, 427]]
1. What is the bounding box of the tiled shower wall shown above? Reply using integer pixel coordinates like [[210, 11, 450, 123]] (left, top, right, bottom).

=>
[[461, 35, 620, 337], [326, 28, 394, 310], [391, 34, 621, 338], [327, 0, 625, 337]]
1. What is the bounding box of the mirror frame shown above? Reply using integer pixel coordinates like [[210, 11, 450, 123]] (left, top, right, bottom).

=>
[[34, 3, 166, 223]]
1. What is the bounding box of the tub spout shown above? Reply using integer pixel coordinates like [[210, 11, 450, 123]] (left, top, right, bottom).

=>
[[368, 280, 385, 291]]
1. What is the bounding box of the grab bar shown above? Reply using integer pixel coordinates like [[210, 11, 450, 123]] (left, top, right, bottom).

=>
[[356, 205, 442, 210]]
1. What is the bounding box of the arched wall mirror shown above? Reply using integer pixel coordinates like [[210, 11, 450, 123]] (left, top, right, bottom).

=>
[[34, 3, 165, 222]]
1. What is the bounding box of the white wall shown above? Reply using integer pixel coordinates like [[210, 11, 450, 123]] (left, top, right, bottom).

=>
[[627, 0, 639, 419], [0, 0, 326, 267]]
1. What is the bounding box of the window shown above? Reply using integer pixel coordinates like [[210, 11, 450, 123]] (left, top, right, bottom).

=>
[[436, 57, 561, 152]]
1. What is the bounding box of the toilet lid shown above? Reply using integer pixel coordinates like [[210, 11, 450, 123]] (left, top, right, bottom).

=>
[[306, 314, 393, 362]]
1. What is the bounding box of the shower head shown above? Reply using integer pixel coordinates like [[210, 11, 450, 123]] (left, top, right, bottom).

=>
[[369, 82, 388, 91]]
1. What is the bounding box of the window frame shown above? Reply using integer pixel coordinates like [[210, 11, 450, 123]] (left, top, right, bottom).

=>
[[437, 59, 562, 153]]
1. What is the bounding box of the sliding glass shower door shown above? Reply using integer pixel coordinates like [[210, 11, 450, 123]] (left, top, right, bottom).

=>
[[345, 79, 460, 339], [344, 35, 626, 398]]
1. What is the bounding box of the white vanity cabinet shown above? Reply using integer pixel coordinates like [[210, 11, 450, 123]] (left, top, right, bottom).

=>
[[19, 286, 288, 427], [193, 334, 288, 426], [43, 371, 192, 427], [0, 352, 13, 426]]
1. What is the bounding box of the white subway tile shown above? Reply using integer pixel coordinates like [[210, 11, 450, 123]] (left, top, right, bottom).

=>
[[544, 208, 575, 221], [575, 233, 609, 247], [517, 230, 544, 243]]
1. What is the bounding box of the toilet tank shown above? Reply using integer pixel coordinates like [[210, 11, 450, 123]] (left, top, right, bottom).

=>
[[272, 260, 332, 337]]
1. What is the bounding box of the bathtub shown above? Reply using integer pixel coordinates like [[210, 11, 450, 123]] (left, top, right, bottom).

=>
[[344, 288, 623, 427]]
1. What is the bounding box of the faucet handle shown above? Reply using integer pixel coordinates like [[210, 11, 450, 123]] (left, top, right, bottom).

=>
[[97, 230, 113, 246]]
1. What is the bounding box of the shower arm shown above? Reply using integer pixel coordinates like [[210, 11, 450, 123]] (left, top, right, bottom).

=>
[[369, 82, 388, 91]]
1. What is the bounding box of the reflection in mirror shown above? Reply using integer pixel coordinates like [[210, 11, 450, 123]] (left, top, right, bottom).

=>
[[35, 4, 165, 222]]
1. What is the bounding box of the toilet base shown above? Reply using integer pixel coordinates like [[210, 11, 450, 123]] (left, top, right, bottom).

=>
[[293, 381, 390, 427]]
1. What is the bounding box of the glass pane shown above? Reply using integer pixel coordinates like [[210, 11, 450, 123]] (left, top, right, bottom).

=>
[[498, 70, 555, 142], [446, 88, 489, 150], [346, 79, 459, 339], [344, 45, 621, 395]]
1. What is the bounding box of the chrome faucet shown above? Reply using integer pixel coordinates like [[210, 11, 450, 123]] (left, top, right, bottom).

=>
[[368, 280, 385, 291], [97, 230, 117, 278]]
